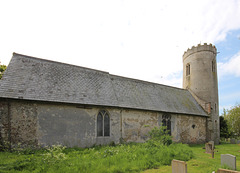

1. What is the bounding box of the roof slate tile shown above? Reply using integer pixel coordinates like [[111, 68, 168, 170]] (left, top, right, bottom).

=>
[[0, 53, 207, 116]]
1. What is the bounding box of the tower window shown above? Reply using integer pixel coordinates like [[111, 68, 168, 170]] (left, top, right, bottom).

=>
[[212, 61, 215, 72], [97, 110, 110, 137], [186, 64, 190, 76]]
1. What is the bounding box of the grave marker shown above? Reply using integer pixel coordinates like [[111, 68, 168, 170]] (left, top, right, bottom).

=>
[[230, 139, 236, 144], [172, 159, 187, 173], [217, 168, 240, 173], [209, 141, 215, 150], [221, 154, 236, 170], [205, 143, 213, 154]]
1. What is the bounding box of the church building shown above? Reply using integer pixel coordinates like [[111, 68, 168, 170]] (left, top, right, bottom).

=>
[[0, 43, 219, 148]]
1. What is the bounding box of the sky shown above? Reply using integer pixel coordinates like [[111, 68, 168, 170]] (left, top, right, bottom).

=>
[[0, 0, 240, 115]]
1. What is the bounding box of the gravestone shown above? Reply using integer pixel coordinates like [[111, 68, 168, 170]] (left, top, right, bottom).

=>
[[209, 141, 215, 150], [205, 143, 213, 154], [230, 139, 236, 144], [217, 168, 240, 173], [172, 159, 187, 173], [221, 154, 236, 170], [237, 140, 240, 144]]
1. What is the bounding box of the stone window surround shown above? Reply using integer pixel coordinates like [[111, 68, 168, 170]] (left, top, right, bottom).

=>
[[162, 114, 171, 135], [186, 63, 190, 76], [97, 110, 110, 137]]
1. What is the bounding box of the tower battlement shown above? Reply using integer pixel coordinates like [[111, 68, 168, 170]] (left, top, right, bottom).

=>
[[183, 43, 217, 61]]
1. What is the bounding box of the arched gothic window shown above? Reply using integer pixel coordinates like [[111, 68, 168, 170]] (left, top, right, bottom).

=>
[[97, 110, 110, 137], [186, 64, 190, 76], [162, 114, 171, 135]]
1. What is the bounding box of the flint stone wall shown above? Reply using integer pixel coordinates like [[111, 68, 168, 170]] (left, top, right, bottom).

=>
[[0, 99, 207, 147]]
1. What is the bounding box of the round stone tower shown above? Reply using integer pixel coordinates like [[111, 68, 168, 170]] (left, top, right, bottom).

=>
[[182, 43, 219, 144]]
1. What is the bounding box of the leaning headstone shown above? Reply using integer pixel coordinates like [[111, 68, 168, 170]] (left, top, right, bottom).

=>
[[230, 139, 236, 144], [217, 168, 240, 173], [172, 159, 187, 173], [205, 143, 213, 153], [209, 141, 215, 150], [221, 154, 236, 170]]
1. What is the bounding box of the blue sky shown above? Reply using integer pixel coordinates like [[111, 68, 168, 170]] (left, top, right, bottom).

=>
[[216, 29, 240, 114], [0, 0, 240, 115]]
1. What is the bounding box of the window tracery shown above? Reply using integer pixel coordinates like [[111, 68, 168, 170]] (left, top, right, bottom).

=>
[[97, 110, 110, 137], [162, 114, 171, 135]]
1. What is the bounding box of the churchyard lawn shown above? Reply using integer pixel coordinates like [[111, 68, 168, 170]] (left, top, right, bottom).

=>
[[144, 143, 240, 173], [0, 142, 239, 172]]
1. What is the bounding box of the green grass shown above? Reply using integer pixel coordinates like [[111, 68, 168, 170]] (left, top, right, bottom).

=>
[[0, 142, 193, 173], [0, 143, 239, 173], [144, 143, 240, 173]]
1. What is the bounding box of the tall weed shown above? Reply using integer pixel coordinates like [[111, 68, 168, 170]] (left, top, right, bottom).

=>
[[0, 127, 193, 172]]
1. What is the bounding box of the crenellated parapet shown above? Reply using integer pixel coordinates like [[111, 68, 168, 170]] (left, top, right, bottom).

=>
[[183, 43, 217, 61]]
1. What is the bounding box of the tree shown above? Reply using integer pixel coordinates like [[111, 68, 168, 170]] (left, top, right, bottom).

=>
[[220, 116, 230, 138], [0, 64, 7, 79], [223, 104, 240, 137]]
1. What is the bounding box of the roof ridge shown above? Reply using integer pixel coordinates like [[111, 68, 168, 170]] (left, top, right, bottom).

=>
[[13, 52, 109, 74]]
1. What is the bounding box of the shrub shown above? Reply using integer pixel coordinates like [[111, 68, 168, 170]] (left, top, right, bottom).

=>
[[148, 126, 172, 146]]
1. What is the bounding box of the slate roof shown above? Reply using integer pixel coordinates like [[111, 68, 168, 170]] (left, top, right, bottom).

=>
[[0, 53, 207, 116]]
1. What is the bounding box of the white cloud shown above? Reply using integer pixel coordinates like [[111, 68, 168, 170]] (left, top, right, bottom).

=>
[[0, 0, 240, 86], [218, 51, 240, 78]]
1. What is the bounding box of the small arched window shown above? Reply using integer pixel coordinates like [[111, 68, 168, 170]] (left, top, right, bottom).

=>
[[97, 110, 110, 137], [215, 103, 217, 113], [212, 61, 215, 72], [186, 63, 190, 76]]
